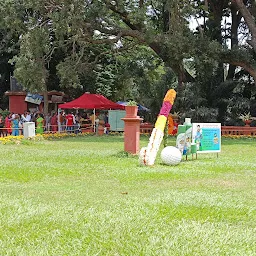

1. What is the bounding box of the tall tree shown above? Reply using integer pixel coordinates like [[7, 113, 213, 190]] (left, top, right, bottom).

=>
[[2, 0, 196, 86], [1, 0, 256, 120], [10, 27, 51, 113]]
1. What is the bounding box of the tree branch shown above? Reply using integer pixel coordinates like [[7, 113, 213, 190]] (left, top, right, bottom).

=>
[[229, 60, 256, 83], [104, 0, 144, 31], [91, 26, 146, 44], [232, 0, 256, 52], [222, 54, 256, 83]]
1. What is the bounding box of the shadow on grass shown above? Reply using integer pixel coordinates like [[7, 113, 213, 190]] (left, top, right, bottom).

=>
[[113, 150, 138, 159]]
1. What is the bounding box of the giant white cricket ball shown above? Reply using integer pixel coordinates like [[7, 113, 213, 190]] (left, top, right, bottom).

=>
[[160, 146, 182, 165]]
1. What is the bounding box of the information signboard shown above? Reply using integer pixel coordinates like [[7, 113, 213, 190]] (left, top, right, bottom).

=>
[[192, 123, 221, 153], [25, 93, 43, 105]]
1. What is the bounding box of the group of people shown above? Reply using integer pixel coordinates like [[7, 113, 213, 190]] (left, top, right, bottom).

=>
[[0, 110, 46, 137], [57, 111, 109, 134], [0, 109, 110, 137]]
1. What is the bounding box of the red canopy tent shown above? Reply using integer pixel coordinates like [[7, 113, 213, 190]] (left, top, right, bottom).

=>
[[58, 93, 125, 110], [58, 93, 125, 132]]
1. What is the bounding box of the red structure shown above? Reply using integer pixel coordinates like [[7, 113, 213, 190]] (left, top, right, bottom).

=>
[[5, 91, 27, 114], [221, 126, 256, 136], [58, 93, 125, 110], [122, 106, 143, 154], [5, 90, 66, 114]]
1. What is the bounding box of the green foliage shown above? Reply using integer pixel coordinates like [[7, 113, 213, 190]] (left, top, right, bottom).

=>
[[221, 77, 255, 125], [0, 0, 256, 121], [0, 17, 20, 108], [126, 100, 137, 106], [9, 25, 51, 92], [111, 46, 173, 119], [175, 82, 219, 123], [57, 58, 81, 89], [0, 109, 10, 119], [94, 64, 116, 97], [193, 38, 222, 83]]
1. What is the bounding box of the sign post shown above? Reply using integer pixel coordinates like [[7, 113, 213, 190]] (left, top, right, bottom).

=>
[[192, 123, 221, 154]]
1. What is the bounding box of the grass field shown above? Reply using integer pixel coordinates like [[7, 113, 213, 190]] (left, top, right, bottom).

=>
[[0, 135, 255, 255]]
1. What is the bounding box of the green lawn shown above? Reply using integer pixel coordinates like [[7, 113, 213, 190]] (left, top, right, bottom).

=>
[[0, 136, 255, 255]]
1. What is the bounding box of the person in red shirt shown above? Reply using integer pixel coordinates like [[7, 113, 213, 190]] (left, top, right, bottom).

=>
[[0, 114, 5, 137], [50, 112, 58, 132], [4, 113, 12, 136], [66, 112, 75, 133]]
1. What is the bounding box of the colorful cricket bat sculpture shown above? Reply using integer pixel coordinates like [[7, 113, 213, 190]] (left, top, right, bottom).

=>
[[139, 89, 177, 166]]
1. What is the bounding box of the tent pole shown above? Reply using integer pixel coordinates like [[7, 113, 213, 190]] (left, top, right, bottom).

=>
[[57, 108, 60, 133], [94, 108, 96, 133], [58, 108, 61, 133]]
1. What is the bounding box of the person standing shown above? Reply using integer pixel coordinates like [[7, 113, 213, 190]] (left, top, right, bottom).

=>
[[18, 114, 23, 135], [104, 112, 109, 124], [26, 110, 32, 122], [0, 114, 5, 137], [36, 113, 44, 134], [12, 114, 20, 136], [50, 112, 58, 132], [90, 112, 96, 124], [31, 111, 37, 123], [21, 111, 27, 123], [5, 113, 12, 136], [45, 113, 51, 132], [66, 112, 75, 133], [58, 111, 66, 132]]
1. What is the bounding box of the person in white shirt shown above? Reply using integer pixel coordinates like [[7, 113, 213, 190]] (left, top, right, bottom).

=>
[[26, 111, 31, 122], [21, 111, 32, 122]]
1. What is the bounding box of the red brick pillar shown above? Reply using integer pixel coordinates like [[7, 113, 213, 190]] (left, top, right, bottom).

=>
[[122, 106, 143, 154]]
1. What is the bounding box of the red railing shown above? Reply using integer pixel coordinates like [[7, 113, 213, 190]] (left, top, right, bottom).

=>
[[140, 123, 154, 134], [1, 124, 256, 136], [221, 126, 256, 136]]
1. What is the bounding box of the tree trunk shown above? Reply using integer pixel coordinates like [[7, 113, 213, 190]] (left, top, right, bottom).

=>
[[233, 0, 256, 53], [230, 0, 256, 84], [43, 90, 48, 115], [227, 3, 241, 79], [41, 60, 49, 115]]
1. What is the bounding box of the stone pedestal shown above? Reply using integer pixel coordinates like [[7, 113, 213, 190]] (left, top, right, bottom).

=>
[[122, 106, 142, 154]]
